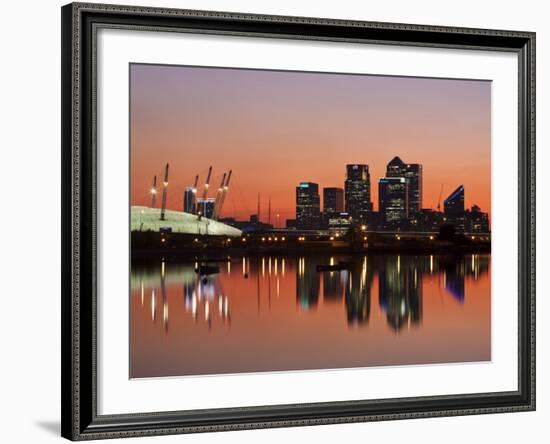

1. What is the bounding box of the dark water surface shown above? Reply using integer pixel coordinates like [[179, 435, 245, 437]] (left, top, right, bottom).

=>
[[130, 253, 491, 378]]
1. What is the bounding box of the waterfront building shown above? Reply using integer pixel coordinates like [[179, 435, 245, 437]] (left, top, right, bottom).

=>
[[296, 182, 321, 230], [327, 212, 352, 235], [465, 205, 490, 233], [183, 186, 196, 214], [378, 177, 408, 226], [444, 185, 465, 232], [344, 164, 372, 223], [386, 156, 423, 216]]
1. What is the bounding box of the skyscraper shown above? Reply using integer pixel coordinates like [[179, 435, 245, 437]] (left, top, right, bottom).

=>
[[344, 164, 372, 223], [444, 185, 465, 232], [196, 197, 216, 219], [323, 187, 344, 225], [296, 182, 321, 230], [386, 156, 423, 215], [379, 177, 408, 226], [183, 186, 196, 214]]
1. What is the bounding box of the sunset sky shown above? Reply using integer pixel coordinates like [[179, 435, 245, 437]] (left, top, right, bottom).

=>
[[130, 63, 491, 225]]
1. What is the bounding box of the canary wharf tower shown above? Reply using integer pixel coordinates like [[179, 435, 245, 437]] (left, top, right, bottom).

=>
[[344, 164, 372, 223], [386, 156, 423, 215]]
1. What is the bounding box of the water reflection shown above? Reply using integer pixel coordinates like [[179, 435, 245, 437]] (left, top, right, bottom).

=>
[[132, 254, 489, 332], [131, 254, 490, 377]]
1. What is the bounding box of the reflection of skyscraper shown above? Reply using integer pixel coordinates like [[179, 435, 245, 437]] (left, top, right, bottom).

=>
[[296, 257, 320, 309], [296, 182, 321, 229], [379, 177, 408, 226], [441, 256, 466, 302], [444, 185, 465, 232], [323, 270, 344, 302], [183, 186, 196, 214], [386, 156, 423, 215], [345, 164, 372, 223], [345, 258, 373, 325], [378, 256, 422, 331]]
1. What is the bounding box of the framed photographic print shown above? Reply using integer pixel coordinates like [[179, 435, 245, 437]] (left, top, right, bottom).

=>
[[61, 2, 536, 440]]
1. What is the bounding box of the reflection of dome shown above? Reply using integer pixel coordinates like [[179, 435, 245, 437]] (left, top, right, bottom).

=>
[[199, 281, 216, 301], [131, 206, 242, 237]]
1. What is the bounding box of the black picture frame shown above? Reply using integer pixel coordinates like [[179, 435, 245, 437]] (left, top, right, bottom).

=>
[[61, 2, 536, 440]]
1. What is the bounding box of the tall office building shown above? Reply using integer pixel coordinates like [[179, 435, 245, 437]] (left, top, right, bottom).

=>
[[296, 182, 321, 230], [386, 156, 423, 215], [379, 177, 408, 225], [183, 187, 196, 214], [196, 197, 216, 219], [344, 164, 372, 223], [444, 185, 465, 232], [323, 187, 344, 226]]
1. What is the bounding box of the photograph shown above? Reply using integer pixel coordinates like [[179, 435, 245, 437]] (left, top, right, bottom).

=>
[[129, 63, 492, 378]]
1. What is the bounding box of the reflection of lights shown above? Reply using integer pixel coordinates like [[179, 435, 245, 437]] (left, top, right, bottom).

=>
[[242, 257, 246, 275], [224, 297, 229, 317], [397, 255, 401, 274], [191, 295, 197, 318], [140, 281, 144, 306], [205, 301, 210, 321], [330, 257, 335, 266], [227, 260, 231, 275], [262, 257, 265, 276], [414, 269, 418, 288], [151, 289, 156, 321], [282, 258, 285, 276], [274, 258, 278, 276], [443, 272, 447, 288], [163, 300, 168, 328], [218, 295, 223, 315], [268, 257, 272, 275], [276, 277, 280, 298], [430, 255, 434, 273], [161, 261, 165, 277]]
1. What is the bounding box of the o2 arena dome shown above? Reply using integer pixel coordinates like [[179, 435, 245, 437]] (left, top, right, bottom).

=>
[[131, 206, 242, 237]]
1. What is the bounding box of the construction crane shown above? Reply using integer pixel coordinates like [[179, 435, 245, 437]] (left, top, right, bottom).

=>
[[215, 169, 232, 220], [150, 175, 157, 208], [212, 172, 227, 220], [160, 163, 169, 221], [437, 184, 444, 212]]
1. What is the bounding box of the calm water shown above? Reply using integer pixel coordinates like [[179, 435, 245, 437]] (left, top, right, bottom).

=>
[[130, 254, 491, 378]]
